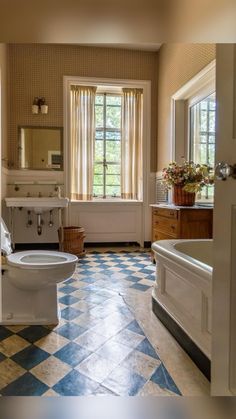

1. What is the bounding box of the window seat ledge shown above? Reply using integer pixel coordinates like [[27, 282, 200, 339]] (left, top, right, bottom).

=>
[[70, 199, 143, 204]]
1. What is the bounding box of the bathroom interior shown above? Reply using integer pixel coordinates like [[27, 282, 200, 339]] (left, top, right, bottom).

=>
[[0, 42, 235, 397]]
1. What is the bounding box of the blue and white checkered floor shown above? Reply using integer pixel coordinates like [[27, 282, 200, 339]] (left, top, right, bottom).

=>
[[0, 251, 181, 396]]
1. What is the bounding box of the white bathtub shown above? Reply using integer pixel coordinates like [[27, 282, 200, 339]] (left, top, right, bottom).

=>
[[152, 239, 213, 360]]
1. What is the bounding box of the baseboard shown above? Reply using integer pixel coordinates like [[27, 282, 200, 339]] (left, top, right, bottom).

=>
[[152, 296, 211, 381], [15, 243, 59, 250], [84, 242, 144, 248]]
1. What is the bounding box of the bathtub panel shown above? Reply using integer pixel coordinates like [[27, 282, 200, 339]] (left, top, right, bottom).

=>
[[153, 247, 212, 358], [162, 264, 202, 327]]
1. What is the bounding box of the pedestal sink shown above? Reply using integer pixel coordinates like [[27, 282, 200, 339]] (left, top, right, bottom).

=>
[[5, 197, 69, 214]]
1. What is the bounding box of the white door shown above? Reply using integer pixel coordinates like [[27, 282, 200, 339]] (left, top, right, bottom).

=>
[[211, 44, 236, 395]]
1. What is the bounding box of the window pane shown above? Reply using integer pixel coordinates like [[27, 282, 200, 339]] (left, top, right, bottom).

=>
[[200, 135, 207, 143], [208, 143, 215, 166], [95, 106, 104, 127], [106, 96, 122, 106], [106, 174, 120, 186], [93, 174, 103, 186], [209, 134, 215, 144], [200, 101, 208, 111], [94, 164, 103, 174], [95, 130, 104, 140], [106, 185, 121, 196], [106, 106, 121, 129], [199, 143, 207, 163], [106, 165, 120, 175], [200, 110, 207, 131], [209, 100, 216, 110], [106, 141, 120, 162], [95, 95, 103, 105], [95, 141, 104, 162], [93, 185, 103, 196], [209, 111, 215, 132], [106, 131, 121, 140]]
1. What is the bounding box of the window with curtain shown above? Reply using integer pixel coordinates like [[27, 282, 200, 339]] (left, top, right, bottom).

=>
[[69, 85, 143, 201], [189, 92, 216, 201]]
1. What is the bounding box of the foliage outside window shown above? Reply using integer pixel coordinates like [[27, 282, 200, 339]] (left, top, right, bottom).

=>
[[93, 93, 122, 198]]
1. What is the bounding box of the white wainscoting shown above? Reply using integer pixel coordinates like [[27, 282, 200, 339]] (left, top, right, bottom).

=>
[[2, 170, 155, 245], [68, 201, 144, 246]]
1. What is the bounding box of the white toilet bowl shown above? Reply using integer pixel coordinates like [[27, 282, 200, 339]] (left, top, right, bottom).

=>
[[6, 250, 77, 291], [1, 218, 78, 325]]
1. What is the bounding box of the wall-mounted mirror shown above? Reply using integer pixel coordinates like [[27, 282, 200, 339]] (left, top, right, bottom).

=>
[[18, 126, 63, 170]]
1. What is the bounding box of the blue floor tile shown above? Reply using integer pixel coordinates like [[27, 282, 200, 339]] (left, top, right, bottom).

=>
[[151, 364, 181, 395], [56, 322, 86, 340], [130, 283, 150, 292], [61, 307, 83, 321], [59, 295, 79, 306], [60, 285, 78, 294], [124, 276, 141, 283], [136, 338, 159, 360], [18, 326, 50, 343], [53, 370, 98, 396], [1, 373, 48, 396], [0, 327, 13, 342], [126, 320, 145, 336], [81, 277, 97, 284], [12, 345, 50, 370], [54, 342, 91, 367]]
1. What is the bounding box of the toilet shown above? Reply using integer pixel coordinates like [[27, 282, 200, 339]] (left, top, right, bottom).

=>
[[1, 218, 78, 325]]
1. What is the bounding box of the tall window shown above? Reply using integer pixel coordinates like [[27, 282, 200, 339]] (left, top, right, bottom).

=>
[[189, 92, 216, 200], [94, 93, 122, 198], [68, 81, 144, 201]]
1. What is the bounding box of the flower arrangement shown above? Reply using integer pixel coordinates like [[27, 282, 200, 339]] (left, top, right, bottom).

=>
[[162, 160, 214, 194]]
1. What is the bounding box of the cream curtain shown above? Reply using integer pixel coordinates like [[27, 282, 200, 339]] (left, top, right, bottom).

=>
[[70, 85, 97, 200], [121, 88, 143, 200]]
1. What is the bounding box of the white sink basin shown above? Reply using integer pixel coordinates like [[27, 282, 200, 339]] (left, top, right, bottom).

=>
[[5, 197, 69, 214]]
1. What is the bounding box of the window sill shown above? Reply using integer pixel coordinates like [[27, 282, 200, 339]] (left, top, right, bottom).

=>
[[70, 198, 143, 204]]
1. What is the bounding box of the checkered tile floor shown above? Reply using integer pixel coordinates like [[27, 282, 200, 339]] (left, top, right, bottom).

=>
[[0, 251, 181, 396]]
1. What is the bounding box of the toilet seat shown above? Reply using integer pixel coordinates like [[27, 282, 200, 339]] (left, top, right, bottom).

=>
[[7, 250, 77, 269], [1, 217, 78, 292]]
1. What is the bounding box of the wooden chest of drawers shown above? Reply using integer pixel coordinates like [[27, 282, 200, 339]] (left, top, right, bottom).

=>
[[151, 205, 213, 242]]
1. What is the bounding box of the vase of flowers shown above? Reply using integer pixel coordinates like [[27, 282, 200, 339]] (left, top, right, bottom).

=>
[[162, 161, 214, 206]]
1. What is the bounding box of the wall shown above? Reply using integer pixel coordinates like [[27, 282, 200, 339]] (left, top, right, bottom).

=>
[[0, 44, 8, 168], [157, 43, 216, 170], [8, 44, 158, 171], [0, 44, 8, 224]]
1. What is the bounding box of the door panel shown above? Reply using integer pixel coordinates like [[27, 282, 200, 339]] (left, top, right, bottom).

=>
[[212, 44, 236, 395]]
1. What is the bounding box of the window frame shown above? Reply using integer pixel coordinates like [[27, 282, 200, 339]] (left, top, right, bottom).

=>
[[188, 91, 216, 201], [171, 60, 216, 204], [63, 76, 151, 207]]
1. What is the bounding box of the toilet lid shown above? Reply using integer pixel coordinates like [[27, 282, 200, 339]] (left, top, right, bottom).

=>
[[1, 218, 12, 255]]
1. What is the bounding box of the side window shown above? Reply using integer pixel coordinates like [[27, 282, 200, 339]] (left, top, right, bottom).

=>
[[189, 92, 216, 201]]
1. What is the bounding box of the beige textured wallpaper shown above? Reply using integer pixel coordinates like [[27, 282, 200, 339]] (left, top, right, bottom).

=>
[[0, 44, 8, 167], [8, 44, 158, 171], [157, 43, 216, 170]]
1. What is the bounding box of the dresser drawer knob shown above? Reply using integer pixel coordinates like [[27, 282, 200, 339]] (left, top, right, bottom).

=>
[[169, 211, 175, 216]]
